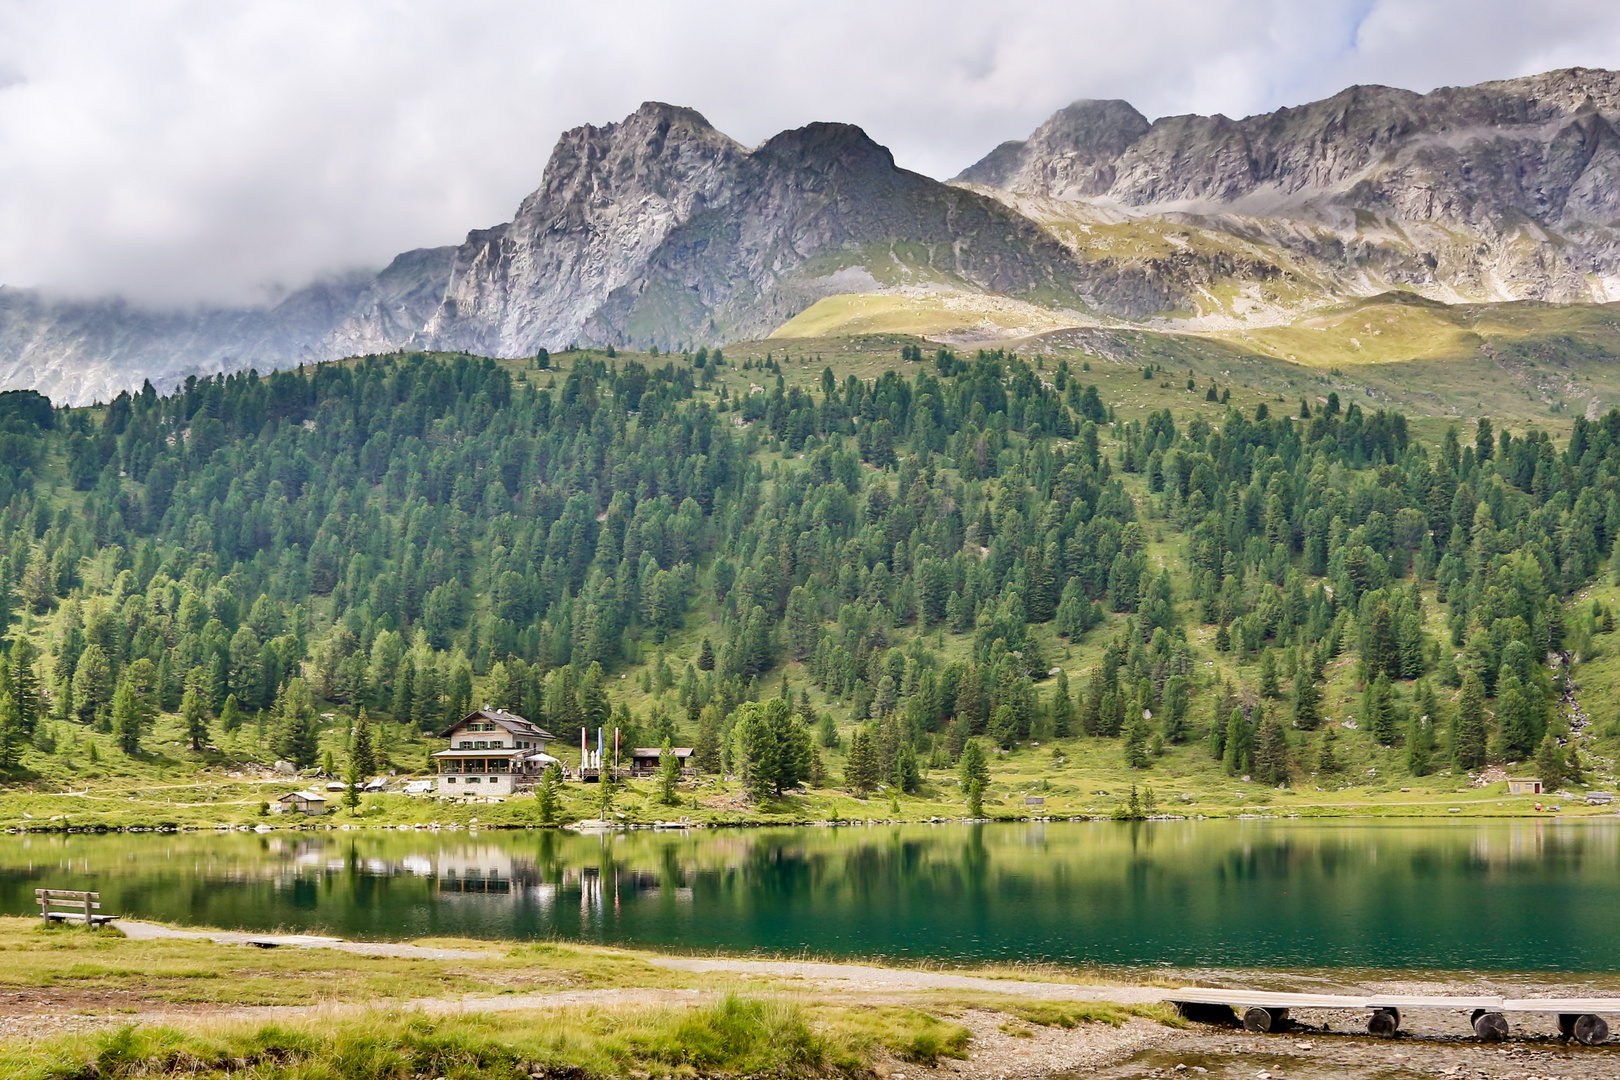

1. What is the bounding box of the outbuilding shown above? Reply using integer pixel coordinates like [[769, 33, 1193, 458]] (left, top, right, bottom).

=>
[[274, 790, 329, 816], [1507, 778, 1543, 796], [628, 747, 693, 777]]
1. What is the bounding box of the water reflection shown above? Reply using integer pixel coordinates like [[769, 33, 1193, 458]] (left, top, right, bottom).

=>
[[1, 820, 1617, 970]]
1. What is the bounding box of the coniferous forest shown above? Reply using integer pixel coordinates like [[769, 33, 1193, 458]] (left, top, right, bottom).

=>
[[0, 342, 1616, 822]]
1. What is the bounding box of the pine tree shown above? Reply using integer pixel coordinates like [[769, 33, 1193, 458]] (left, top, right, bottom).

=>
[[1317, 724, 1340, 774], [1293, 669, 1323, 730], [72, 644, 113, 726], [693, 712, 721, 773], [845, 728, 876, 793], [1366, 604, 1399, 680], [1123, 713, 1151, 769], [1535, 735, 1565, 791], [1223, 708, 1253, 775], [1364, 673, 1397, 745], [579, 662, 610, 734], [220, 694, 243, 735], [111, 678, 142, 755], [658, 739, 682, 805], [1259, 650, 1279, 699], [351, 709, 376, 778], [1051, 671, 1074, 737], [989, 704, 1017, 750], [1451, 673, 1488, 772], [958, 738, 990, 807], [893, 743, 921, 793], [0, 692, 21, 768], [343, 754, 362, 812], [8, 638, 41, 735], [1253, 710, 1290, 786], [272, 678, 320, 768], [180, 687, 209, 752], [1406, 711, 1434, 776], [536, 765, 561, 824]]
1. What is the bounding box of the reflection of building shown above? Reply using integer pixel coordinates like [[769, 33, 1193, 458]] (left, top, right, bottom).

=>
[[432, 708, 561, 796]]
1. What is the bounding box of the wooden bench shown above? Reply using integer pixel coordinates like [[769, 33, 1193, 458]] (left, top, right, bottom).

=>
[[36, 889, 119, 927]]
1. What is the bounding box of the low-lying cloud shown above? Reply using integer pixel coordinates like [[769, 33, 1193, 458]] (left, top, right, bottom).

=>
[[2, 0, 1618, 306]]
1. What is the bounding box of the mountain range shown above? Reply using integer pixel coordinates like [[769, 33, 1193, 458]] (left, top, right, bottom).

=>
[[6, 67, 1620, 404]]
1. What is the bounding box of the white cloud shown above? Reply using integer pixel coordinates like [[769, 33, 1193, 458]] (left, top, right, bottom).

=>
[[1, 0, 1618, 304]]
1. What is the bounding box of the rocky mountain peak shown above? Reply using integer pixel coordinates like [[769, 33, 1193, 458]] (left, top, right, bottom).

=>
[[955, 99, 1150, 196]]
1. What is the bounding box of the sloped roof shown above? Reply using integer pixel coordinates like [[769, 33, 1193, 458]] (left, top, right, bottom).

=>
[[437, 708, 554, 740]]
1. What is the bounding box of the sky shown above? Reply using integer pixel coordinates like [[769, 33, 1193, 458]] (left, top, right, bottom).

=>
[[2, 0, 1619, 306]]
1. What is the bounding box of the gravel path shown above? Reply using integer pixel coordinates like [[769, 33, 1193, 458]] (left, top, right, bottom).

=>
[[648, 956, 1166, 1002], [118, 919, 491, 959]]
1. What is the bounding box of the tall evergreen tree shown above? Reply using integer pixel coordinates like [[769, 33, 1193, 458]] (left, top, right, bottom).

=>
[[1451, 673, 1488, 772]]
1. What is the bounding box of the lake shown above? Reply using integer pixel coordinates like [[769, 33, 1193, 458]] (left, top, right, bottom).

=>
[[2, 820, 1616, 971]]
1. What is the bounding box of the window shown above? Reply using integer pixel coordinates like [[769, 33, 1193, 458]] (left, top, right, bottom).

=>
[[446, 777, 457, 783], [467, 776, 481, 783], [459, 741, 470, 749]]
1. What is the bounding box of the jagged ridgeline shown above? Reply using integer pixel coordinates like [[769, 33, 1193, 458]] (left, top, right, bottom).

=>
[[0, 349, 1612, 792]]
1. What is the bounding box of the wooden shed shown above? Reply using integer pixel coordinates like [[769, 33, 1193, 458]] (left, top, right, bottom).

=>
[[628, 747, 693, 777], [275, 790, 329, 816], [1507, 778, 1543, 796]]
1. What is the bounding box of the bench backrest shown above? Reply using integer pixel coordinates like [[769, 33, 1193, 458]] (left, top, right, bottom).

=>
[[37, 889, 101, 912]]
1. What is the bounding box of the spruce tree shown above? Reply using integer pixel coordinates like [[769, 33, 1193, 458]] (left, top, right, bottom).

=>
[[1253, 711, 1290, 786], [1364, 673, 1397, 745], [8, 638, 41, 736], [657, 739, 682, 805], [180, 687, 209, 752], [1259, 650, 1279, 699], [1317, 725, 1340, 774], [351, 709, 376, 778], [1051, 671, 1074, 737], [112, 679, 142, 755], [958, 738, 990, 804], [1293, 669, 1323, 730], [693, 712, 721, 773], [1451, 673, 1488, 772], [343, 754, 362, 813], [1222, 708, 1252, 775], [1406, 711, 1434, 776], [1123, 713, 1151, 769], [0, 692, 20, 769], [1534, 735, 1565, 790], [220, 694, 243, 735], [536, 765, 561, 824]]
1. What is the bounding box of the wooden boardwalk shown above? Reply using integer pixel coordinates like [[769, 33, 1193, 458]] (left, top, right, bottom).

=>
[[1168, 987, 1620, 1044]]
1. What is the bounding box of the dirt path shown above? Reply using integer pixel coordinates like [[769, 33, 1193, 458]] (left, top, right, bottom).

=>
[[647, 955, 1166, 1003], [119, 919, 491, 959]]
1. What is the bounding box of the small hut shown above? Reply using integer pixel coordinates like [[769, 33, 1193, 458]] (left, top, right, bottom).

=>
[[628, 747, 693, 777], [274, 790, 329, 816], [1507, 778, 1543, 796]]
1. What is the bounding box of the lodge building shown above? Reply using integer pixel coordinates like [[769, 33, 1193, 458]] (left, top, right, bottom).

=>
[[432, 708, 561, 796]]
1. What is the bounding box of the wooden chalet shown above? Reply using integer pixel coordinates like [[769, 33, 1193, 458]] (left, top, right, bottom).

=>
[[627, 747, 694, 777]]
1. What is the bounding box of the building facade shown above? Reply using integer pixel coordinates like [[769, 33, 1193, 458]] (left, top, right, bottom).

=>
[[432, 708, 560, 796]]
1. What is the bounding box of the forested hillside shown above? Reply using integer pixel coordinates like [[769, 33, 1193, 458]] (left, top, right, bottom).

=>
[[0, 340, 1615, 817]]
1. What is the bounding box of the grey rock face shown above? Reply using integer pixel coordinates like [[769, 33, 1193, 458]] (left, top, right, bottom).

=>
[[957, 68, 1620, 306]]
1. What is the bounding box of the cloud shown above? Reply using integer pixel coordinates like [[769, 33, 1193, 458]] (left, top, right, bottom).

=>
[[1, 0, 1618, 305]]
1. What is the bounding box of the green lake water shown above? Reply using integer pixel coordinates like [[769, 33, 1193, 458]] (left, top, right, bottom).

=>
[[2, 820, 1617, 970]]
